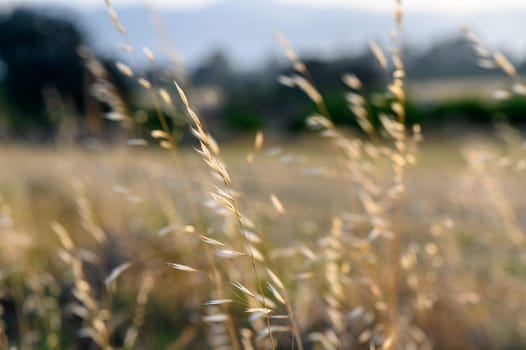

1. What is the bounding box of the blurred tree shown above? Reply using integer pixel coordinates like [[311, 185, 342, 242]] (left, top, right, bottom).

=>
[[192, 50, 234, 87], [406, 37, 487, 78], [0, 8, 87, 137]]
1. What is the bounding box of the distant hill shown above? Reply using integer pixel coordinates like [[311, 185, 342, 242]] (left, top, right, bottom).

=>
[[7, 0, 526, 70]]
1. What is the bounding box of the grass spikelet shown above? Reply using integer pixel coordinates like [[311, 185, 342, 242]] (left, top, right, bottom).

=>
[[200, 235, 227, 247], [369, 40, 388, 71], [117, 42, 133, 52], [156, 225, 178, 236], [256, 326, 291, 341], [183, 225, 195, 233], [116, 62, 134, 77], [246, 308, 273, 315], [278, 75, 295, 87], [231, 281, 255, 298], [342, 73, 362, 90], [267, 283, 286, 305], [299, 245, 318, 261], [105, 112, 126, 121], [274, 32, 303, 72], [215, 248, 247, 258], [104, 262, 132, 286], [254, 130, 264, 151], [293, 75, 323, 104], [51, 222, 74, 252], [238, 216, 256, 230], [247, 245, 265, 261], [394, 0, 403, 25], [166, 263, 199, 272], [382, 334, 394, 350], [241, 230, 262, 244], [306, 114, 333, 130], [123, 273, 154, 350], [202, 314, 229, 323], [73, 181, 108, 244], [207, 134, 220, 155], [106, 6, 127, 35], [174, 81, 189, 108], [210, 193, 236, 213], [142, 46, 155, 62], [494, 52, 517, 77], [158, 88, 172, 105], [270, 193, 285, 214], [159, 140, 172, 149], [151, 130, 170, 139], [137, 78, 151, 89], [204, 299, 234, 306], [266, 268, 285, 290]]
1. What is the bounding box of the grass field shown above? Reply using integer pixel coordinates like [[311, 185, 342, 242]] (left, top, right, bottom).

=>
[[408, 77, 511, 103], [2, 1, 526, 349], [1, 133, 526, 349]]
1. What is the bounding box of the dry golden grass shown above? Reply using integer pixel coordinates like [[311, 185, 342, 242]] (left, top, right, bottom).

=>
[[0, 136, 525, 349], [2, 1, 526, 349]]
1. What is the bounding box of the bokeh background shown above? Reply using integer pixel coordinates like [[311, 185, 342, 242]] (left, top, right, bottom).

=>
[[1, 0, 526, 142], [1, 1, 526, 350]]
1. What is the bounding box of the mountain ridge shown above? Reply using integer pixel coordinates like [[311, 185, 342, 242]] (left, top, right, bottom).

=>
[[21, 0, 525, 69]]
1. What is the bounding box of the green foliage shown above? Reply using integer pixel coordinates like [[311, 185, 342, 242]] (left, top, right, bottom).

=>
[[224, 102, 265, 131], [429, 99, 494, 124], [325, 91, 357, 127], [498, 97, 526, 124], [419, 96, 526, 127], [0, 9, 86, 113], [0, 9, 133, 141]]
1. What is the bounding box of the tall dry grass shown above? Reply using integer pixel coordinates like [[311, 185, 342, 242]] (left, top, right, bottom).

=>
[[1, 0, 526, 349]]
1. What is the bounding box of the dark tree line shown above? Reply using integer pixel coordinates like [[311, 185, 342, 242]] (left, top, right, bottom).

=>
[[0, 9, 87, 134], [1, 7, 526, 142], [0, 8, 133, 141]]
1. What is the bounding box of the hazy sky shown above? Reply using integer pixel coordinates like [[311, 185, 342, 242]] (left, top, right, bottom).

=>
[[2, 0, 525, 13]]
